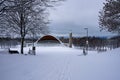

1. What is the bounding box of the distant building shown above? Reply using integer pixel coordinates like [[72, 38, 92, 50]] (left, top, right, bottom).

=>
[[36, 35, 62, 46]]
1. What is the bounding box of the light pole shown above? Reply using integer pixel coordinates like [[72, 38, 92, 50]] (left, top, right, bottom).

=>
[[84, 28, 89, 54], [32, 31, 36, 55]]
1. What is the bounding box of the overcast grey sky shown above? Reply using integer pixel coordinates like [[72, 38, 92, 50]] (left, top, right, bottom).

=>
[[49, 0, 116, 37]]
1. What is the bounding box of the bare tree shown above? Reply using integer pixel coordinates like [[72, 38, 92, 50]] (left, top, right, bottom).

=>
[[0, 0, 64, 54], [99, 0, 120, 35], [0, 0, 8, 15]]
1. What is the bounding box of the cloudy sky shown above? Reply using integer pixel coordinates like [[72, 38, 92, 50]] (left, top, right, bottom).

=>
[[49, 0, 116, 37]]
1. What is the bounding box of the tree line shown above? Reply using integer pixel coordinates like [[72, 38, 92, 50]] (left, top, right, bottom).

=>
[[0, 36, 119, 51], [59, 36, 120, 50]]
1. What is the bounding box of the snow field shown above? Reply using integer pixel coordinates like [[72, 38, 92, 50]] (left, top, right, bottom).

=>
[[0, 47, 120, 80]]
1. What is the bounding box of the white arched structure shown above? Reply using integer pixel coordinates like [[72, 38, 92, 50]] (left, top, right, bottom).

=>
[[36, 35, 63, 46]]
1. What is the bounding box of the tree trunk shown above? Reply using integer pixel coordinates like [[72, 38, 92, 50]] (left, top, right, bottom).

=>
[[20, 9, 25, 54], [21, 37, 24, 54]]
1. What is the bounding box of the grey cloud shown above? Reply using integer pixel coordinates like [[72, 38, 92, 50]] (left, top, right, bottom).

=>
[[49, 0, 115, 37]]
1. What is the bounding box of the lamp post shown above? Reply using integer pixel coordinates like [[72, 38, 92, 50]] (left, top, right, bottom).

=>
[[32, 31, 36, 55], [84, 28, 89, 54]]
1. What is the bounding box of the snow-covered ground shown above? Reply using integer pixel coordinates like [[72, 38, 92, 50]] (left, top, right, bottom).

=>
[[0, 46, 120, 80]]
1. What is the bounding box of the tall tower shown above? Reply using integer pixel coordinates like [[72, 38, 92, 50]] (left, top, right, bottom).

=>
[[69, 32, 72, 48]]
